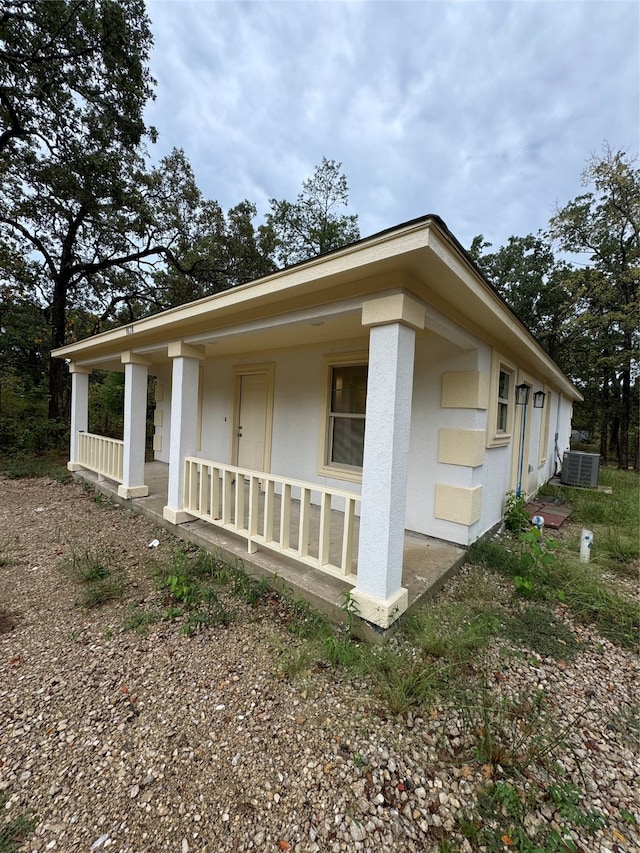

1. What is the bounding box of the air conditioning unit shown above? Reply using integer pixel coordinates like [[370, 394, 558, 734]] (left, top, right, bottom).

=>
[[561, 451, 600, 487]]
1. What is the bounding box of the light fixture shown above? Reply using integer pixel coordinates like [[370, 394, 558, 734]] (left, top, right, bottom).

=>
[[533, 390, 546, 409], [515, 383, 530, 406]]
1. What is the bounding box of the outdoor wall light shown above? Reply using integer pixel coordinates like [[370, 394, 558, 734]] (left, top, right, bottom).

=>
[[515, 383, 530, 406], [533, 390, 546, 409]]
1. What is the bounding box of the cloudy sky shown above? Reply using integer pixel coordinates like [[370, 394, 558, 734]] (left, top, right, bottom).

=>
[[144, 0, 638, 252]]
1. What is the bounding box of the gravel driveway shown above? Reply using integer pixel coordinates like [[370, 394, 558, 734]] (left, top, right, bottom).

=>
[[0, 476, 638, 853]]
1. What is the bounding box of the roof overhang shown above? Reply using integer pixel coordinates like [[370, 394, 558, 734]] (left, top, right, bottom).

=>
[[52, 215, 582, 401]]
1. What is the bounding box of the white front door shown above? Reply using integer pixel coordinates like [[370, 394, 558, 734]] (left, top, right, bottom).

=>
[[236, 371, 268, 471]]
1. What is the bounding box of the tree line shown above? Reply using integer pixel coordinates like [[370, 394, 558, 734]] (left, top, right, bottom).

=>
[[0, 0, 359, 425], [470, 145, 639, 471], [1, 1, 637, 469]]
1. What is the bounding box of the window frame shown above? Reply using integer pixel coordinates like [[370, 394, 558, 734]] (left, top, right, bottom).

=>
[[318, 352, 368, 483], [487, 351, 517, 448], [537, 384, 551, 466]]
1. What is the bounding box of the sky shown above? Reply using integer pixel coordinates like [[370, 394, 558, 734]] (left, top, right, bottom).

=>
[[144, 0, 639, 253]]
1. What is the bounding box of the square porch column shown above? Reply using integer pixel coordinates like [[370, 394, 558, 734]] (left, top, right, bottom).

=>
[[353, 293, 425, 629], [163, 343, 204, 524], [118, 353, 150, 499], [67, 364, 92, 471]]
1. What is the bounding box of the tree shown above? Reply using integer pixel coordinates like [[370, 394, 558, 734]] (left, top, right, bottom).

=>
[[153, 199, 276, 309], [549, 146, 640, 469], [0, 0, 154, 159], [266, 157, 360, 267], [469, 233, 575, 365], [1, 137, 210, 419]]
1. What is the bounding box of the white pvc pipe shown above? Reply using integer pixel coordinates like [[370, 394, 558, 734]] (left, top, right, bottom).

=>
[[580, 528, 594, 563]]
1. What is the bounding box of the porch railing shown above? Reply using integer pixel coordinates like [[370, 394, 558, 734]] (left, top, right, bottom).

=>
[[77, 432, 124, 484], [183, 457, 359, 582]]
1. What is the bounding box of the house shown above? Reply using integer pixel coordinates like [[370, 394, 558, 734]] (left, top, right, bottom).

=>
[[52, 215, 581, 629]]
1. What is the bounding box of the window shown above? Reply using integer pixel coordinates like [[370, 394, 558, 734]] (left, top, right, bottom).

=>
[[487, 352, 516, 448], [537, 385, 551, 465], [320, 354, 368, 480], [328, 364, 367, 467], [497, 369, 510, 433]]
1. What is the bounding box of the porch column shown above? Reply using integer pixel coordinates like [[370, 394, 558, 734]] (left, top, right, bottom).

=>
[[353, 293, 425, 629], [67, 364, 92, 471], [163, 342, 204, 524], [117, 353, 150, 499]]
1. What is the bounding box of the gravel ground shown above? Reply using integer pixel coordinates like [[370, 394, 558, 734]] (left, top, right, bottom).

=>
[[0, 476, 638, 853]]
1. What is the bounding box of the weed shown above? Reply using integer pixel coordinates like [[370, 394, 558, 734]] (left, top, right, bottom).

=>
[[458, 776, 601, 853], [122, 603, 162, 635], [181, 602, 235, 635], [553, 558, 639, 649], [162, 605, 184, 621], [501, 605, 579, 660], [620, 807, 638, 826], [467, 537, 520, 576], [323, 633, 362, 668], [232, 568, 273, 606], [367, 645, 437, 715], [285, 596, 332, 640], [0, 791, 37, 852], [505, 490, 531, 533], [467, 487, 640, 650], [277, 644, 317, 679], [548, 782, 606, 831], [339, 587, 359, 624], [157, 571, 201, 605], [404, 594, 502, 669], [62, 547, 127, 607], [602, 701, 639, 747], [0, 541, 14, 568]]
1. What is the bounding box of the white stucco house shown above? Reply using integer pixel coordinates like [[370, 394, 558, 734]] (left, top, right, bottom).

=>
[[53, 215, 581, 629]]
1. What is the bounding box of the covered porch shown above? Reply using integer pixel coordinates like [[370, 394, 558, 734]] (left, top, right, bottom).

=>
[[71, 458, 466, 635]]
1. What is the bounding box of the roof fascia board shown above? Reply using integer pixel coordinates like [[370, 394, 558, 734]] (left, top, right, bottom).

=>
[[425, 225, 582, 401]]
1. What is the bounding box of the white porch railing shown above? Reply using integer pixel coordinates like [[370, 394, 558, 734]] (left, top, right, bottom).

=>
[[183, 457, 360, 582], [77, 432, 124, 484]]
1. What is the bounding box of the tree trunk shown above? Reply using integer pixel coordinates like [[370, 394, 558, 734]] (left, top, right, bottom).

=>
[[618, 360, 631, 470], [47, 275, 69, 421], [599, 373, 609, 463], [609, 414, 619, 457]]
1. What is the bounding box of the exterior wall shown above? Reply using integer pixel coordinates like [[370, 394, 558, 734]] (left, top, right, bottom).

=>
[[150, 336, 576, 549], [195, 347, 365, 507], [406, 332, 489, 544]]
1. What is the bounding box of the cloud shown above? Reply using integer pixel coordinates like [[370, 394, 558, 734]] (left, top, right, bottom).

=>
[[145, 0, 639, 250]]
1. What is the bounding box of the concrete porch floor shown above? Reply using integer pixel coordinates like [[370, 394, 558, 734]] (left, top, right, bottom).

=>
[[73, 460, 467, 636]]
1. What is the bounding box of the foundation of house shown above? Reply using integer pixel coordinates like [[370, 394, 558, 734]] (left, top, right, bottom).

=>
[[72, 460, 467, 641]]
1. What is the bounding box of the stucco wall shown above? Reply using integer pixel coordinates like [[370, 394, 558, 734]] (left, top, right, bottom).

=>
[[151, 335, 575, 547]]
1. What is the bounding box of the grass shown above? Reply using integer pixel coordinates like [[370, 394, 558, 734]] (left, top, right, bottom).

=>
[[466, 470, 640, 652], [0, 451, 70, 482]]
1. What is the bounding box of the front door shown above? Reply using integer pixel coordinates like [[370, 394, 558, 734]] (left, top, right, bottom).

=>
[[233, 366, 274, 472]]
